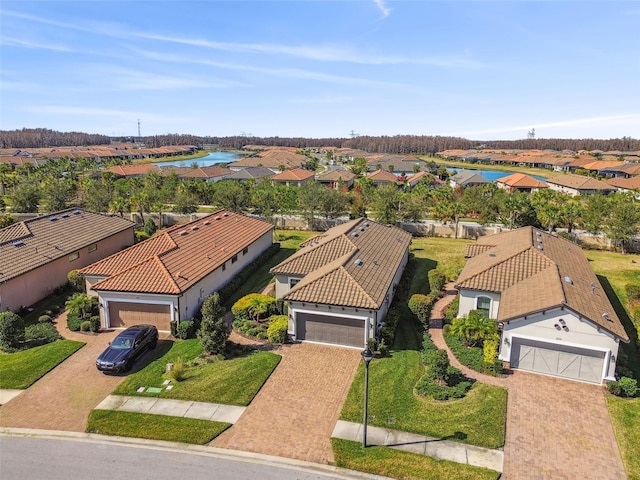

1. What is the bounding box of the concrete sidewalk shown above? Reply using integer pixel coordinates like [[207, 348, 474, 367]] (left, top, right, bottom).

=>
[[94, 395, 246, 424], [0, 390, 23, 405], [331, 420, 503, 473]]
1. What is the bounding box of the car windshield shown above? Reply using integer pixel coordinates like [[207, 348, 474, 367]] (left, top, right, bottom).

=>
[[111, 337, 134, 349]]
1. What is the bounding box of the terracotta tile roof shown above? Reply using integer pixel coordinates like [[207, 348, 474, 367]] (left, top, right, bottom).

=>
[[272, 168, 315, 181], [229, 149, 306, 170], [81, 211, 273, 294], [271, 219, 412, 309], [0, 209, 135, 283], [105, 164, 162, 176], [606, 176, 640, 190], [496, 173, 548, 189], [317, 170, 356, 182], [456, 227, 628, 341], [582, 161, 626, 171], [547, 173, 614, 191], [159, 165, 232, 179], [366, 169, 399, 183]]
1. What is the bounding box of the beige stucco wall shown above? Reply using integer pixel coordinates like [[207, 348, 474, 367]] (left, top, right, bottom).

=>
[[0, 228, 134, 312], [499, 308, 620, 380], [458, 289, 501, 320]]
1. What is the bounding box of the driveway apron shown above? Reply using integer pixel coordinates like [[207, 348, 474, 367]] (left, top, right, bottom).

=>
[[212, 342, 361, 465], [0, 313, 164, 432]]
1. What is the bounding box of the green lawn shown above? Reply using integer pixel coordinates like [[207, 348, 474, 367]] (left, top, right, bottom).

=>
[[332, 439, 500, 480], [409, 236, 473, 281], [340, 349, 507, 449], [606, 395, 640, 480], [114, 339, 281, 406], [0, 340, 85, 389], [87, 410, 230, 444]]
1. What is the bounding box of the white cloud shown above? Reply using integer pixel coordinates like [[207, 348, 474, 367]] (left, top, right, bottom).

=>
[[22, 105, 185, 123], [373, 0, 392, 18], [0, 36, 73, 52]]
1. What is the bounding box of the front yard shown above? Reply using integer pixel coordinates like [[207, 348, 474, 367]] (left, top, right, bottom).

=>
[[607, 393, 640, 479], [0, 340, 84, 389]]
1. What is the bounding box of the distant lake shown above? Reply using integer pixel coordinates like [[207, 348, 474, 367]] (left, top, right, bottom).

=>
[[449, 168, 547, 182], [154, 151, 241, 167]]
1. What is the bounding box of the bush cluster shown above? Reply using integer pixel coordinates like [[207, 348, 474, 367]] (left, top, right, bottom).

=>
[[176, 320, 196, 339], [217, 243, 281, 303], [80, 320, 92, 332], [443, 329, 485, 372], [408, 293, 438, 328], [231, 294, 276, 322], [267, 315, 289, 344], [24, 322, 61, 346], [607, 377, 639, 398], [66, 313, 83, 332], [38, 315, 53, 323], [0, 312, 25, 352], [233, 317, 268, 339], [427, 269, 446, 294], [443, 296, 459, 325]]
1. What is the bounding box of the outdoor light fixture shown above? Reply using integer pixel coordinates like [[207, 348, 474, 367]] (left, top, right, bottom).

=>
[[361, 346, 375, 448]]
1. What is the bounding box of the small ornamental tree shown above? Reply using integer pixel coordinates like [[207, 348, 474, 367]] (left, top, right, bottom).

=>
[[428, 270, 446, 294], [67, 269, 85, 292], [408, 294, 435, 327], [0, 311, 25, 351], [143, 218, 157, 237], [429, 349, 450, 384], [198, 293, 230, 356], [450, 310, 497, 347]]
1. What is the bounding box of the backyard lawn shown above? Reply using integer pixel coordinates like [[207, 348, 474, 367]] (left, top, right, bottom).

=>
[[114, 339, 281, 406], [607, 395, 640, 480], [0, 340, 84, 389]]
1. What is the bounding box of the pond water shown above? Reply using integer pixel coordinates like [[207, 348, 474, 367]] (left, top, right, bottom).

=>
[[154, 151, 241, 167], [449, 168, 547, 182]]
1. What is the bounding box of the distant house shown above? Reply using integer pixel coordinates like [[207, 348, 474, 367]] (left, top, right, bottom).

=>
[[223, 166, 275, 182], [80, 211, 273, 331], [0, 209, 135, 312], [406, 170, 436, 188], [270, 219, 412, 348], [456, 227, 628, 384], [316, 170, 356, 189], [271, 168, 315, 187], [449, 170, 490, 188], [105, 163, 162, 178], [546, 173, 615, 196], [159, 165, 232, 182], [228, 149, 307, 172], [366, 169, 400, 186], [606, 176, 640, 199], [496, 173, 548, 193]]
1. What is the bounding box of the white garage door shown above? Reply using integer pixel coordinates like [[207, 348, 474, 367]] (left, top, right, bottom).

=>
[[296, 312, 365, 348], [108, 302, 171, 331], [511, 338, 605, 384]]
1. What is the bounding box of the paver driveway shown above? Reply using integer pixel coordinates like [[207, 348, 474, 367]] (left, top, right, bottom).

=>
[[0, 313, 168, 432], [212, 342, 361, 465]]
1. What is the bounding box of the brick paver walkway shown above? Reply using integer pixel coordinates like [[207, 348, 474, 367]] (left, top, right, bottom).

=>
[[430, 283, 627, 480], [212, 342, 361, 465], [0, 312, 169, 432]]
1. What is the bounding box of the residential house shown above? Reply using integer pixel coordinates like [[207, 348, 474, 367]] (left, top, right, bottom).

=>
[[546, 173, 615, 196], [80, 211, 273, 331], [159, 165, 232, 182], [496, 173, 548, 193], [224, 166, 275, 182], [316, 170, 356, 189], [271, 168, 315, 187], [366, 169, 400, 186], [228, 149, 307, 172], [105, 163, 162, 178], [0, 209, 135, 312], [455, 227, 628, 384], [449, 170, 490, 188], [270, 219, 412, 348], [606, 176, 640, 199]]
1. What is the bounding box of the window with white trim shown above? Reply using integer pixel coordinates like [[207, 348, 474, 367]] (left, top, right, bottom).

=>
[[476, 296, 491, 318], [289, 278, 301, 288]]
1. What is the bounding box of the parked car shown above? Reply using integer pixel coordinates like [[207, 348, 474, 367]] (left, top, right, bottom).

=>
[[96, 324, 158, 373]]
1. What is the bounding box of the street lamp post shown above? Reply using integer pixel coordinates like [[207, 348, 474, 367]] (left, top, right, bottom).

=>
[[361, 346, 375, 448]]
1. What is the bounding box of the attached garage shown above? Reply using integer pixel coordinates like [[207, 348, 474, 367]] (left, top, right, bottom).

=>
[[510, 338, 606, 384], [296, 312, 365, 348], [108, 302, 171, 331]]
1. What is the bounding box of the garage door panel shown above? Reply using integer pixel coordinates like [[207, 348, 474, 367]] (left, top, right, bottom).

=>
[[511, 338, 605, 384], [108, 302, 171, 331], [297, 312, 364, 348]]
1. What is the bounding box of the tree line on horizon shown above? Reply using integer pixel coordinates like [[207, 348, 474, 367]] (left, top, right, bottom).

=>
[[2, 128, 639, 153]]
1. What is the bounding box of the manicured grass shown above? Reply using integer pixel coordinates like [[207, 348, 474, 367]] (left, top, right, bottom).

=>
[[586, 249, 640, 307], [606, 395, 640, 480], [424, 156, 555, 179], [274, 229, 318, 249], [87, 410, 230, 444], [332, 439, 500, 480], [0, 340, 84, 389], [340, 349, 507, 449], [114, 339, 280, 406], [410, 237, 473, 281]]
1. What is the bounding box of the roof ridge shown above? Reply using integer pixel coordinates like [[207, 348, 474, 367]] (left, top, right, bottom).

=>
[[155, 255, 181, 292]]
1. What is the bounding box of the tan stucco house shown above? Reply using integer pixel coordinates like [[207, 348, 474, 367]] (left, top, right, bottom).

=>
[[546, 173, 615, 196], [81, 210, 273, 331], [270, 219, 412, 348], [455, 227, 629, 384], [0, 209, 135, 312]]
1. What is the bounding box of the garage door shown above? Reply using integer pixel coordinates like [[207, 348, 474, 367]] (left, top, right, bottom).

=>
[[511, 338, 605, 384], [296, 312, 365, 348], [108, 302, 171, 331]]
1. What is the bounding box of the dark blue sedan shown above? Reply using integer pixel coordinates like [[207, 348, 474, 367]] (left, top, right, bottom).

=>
[[96, 324, 158, 373]]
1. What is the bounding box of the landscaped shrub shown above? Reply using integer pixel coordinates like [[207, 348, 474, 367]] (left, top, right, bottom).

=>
[[176, 320, 196, 339], [80, 320, 92, 332], [428, 269, 446, 294], [408, 293, 436, 327], [443, 295, 459, 325], [421, 332, 438, 364], [378, 308, 401, 349], [198, 293, 230, 356], [483, 335, 502, 375], [143, 218, 157, 237], [231, 294, 276, 322], [135, 231, 149, 243], [608, 377, 639, 397], [267, 315, 288, 344], [0, 312, 25, 351], [444, 329, 485, 372], [67, 269, 85, 292], [66, 313, 83, 332], [24, 322, 61, 345], [449, 311, 497, 347], [429, 349, 450, 383], [65, 293, 97, 319], [89, 315, 101, 333], [38, 315, 53, 323]]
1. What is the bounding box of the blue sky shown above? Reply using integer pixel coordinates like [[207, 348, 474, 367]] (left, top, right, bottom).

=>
[[1, 1, 639, 140]]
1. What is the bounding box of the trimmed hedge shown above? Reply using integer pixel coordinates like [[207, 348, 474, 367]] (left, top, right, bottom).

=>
[[0, 312, 25, 352], [67, 313, 83, 332], [428, 269, 446, 294], [24, 322, 61, 346], [267, 315, 288, 344], [231, 294, 276, 322], [608, 377, 639, 398], [408, 293, 438, 328], [176, 320, 196, 339]]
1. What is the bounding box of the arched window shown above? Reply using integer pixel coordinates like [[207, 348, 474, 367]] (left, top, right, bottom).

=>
[[477, 296, 491, 318]]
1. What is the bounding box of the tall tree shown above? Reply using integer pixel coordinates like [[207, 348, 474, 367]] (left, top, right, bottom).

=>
[[371, 183, 402, 225]]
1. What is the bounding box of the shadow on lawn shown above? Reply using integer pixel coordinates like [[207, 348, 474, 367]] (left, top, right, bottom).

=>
[[386, 431, 468, 448]]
